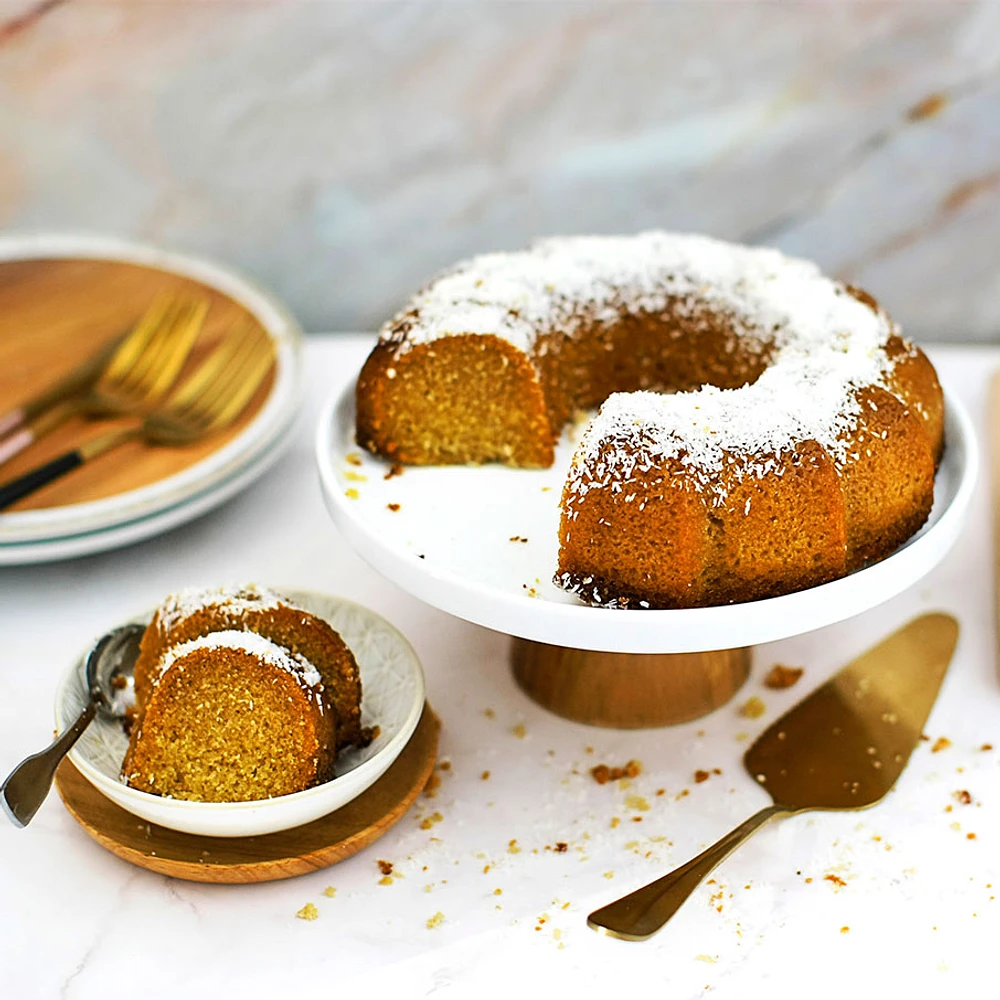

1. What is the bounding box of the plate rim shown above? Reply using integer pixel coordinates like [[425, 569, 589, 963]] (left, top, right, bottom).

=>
[[315, 380, 978, 653], [53, 588, 427, 837], [0, 409, 299, 564], [0, 231, 304, 543]]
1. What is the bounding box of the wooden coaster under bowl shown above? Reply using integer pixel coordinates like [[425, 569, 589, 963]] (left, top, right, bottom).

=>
[[54, 704, 440, 884]]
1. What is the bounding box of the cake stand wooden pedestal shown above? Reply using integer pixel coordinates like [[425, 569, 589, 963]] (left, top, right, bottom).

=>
[[510, 641, 750, 728], [317, 384, 975, 730]]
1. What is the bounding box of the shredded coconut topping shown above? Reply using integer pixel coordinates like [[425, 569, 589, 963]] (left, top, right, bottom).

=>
[[382, 232, 900, 500], [153, 630, 324, 695], [155, 584, 284, 632]]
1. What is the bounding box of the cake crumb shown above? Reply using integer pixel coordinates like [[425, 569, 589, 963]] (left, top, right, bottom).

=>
[[907, 92, 948, 121], [344, 470, 367, 482], [694, 769, 711, 783], [625, 795, 650, 812], [426, 912, 445, 929], [378, 876, 394, 886], [345, 452, 362, 466], [384, 462, 404, 480], [494, 888, 503, 896], [840, 925, 850, 934], [322, 886, 336, 898], [424, 772, 441, 798], [967, 832, 977, 840], [483, 708, 496, 719], [508, 839, 521, 854], [344, 488, 359, 500], [420, 811, 444, 830], [739, 696, 766, 719], [955, 790, 973, 805], [931, 737, 952, 753], [554, 842, 569, 853], [387, 503, 401, 512], [296, 903, 319, 921], [676, 789, 690, 800], [591, 760, 642, 784], [512, 723, 526, 739], [610, 817, 621, 828], [377, 859, 394, 876], [509, 535, 529, 543], [603, 871, 614, 879], [763, 664, 804, 689], [981, 743, 994, 751], [824, 874, 847, 888], [481, 770, 491, 780]]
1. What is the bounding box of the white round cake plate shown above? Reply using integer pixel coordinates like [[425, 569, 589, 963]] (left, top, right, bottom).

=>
[[316, 383, 977, 655], [54, 590, 426, 838], [0, 233, 304, 552]]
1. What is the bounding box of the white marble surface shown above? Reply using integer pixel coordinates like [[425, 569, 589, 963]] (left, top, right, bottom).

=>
[[0, 336, 999, 998], [0, 3, 999, 340]]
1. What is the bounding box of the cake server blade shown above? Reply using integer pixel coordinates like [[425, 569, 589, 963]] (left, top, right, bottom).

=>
[[587, 612, 959, 941]]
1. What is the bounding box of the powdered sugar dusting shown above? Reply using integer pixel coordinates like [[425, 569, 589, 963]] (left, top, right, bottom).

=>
[[153, 630, 324, 699]]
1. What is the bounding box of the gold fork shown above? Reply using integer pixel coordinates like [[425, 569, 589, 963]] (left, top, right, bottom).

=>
[[0, 321, 274, 511], [0, 294, 208, 466]]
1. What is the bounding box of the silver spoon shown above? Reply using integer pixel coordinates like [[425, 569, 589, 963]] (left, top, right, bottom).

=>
[[1, 623, 144, 827]]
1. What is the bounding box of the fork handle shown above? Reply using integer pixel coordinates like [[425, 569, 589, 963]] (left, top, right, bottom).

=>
[[587, 804, 790, 941], [0, 450, 85, 510], [0, 428, 135, 511], [0, 406, 26, 438]]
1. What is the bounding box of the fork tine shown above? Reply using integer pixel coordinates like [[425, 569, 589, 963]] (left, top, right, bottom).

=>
[[165, 321, 259, 412], [204, 329, 274, 430], [138, 299, 209, 400], [164, 323, 273, 433], [99, 293, 177, 386], [120, 299, 207, 401]]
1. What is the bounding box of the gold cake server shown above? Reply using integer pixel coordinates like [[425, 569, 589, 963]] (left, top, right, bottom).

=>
[[588, 612, 959, 941]]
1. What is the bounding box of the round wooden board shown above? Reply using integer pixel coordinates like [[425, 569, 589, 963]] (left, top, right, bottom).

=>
[[54, 705, 440, 883], [0, 256, 276, 512]]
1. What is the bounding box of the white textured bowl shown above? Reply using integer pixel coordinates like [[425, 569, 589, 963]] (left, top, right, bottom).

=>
[[54, 590, 425, 838]]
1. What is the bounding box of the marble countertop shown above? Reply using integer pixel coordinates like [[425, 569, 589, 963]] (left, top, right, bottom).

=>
[[1, 336, 997, 998]]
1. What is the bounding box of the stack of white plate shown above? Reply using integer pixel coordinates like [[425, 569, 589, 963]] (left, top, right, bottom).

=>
[[0, 234, 303, 564]]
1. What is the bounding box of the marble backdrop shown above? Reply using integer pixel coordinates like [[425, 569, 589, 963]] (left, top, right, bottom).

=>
[[0, 1, 998, 341]]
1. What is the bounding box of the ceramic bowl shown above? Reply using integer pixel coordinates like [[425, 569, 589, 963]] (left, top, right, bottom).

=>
[[54, 589, 425, 837]]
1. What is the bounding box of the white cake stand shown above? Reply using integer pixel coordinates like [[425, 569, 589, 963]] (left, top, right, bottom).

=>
[[315, 384, 977, 727]]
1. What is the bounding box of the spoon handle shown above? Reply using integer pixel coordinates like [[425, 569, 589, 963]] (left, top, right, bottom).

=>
[[1, 701, 98, 827], [587, 803, 790, 941]]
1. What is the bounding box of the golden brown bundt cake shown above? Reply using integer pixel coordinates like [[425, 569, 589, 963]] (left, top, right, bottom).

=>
[[132, 584, 365, 749], [355, 233, 944, 609], [121, 630, 338, 802]]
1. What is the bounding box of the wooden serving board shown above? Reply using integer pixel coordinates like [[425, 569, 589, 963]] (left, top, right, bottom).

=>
[[54, 705, 440, 884], [0, 257, 275, 511]]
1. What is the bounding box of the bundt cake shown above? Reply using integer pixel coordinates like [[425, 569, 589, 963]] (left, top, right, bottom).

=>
[[131, 584, 365, 749], [121, 630, 338, 802], [355, 232, 943, 609]]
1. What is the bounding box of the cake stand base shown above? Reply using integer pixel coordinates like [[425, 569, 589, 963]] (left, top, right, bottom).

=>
[[510, 639, 751, 728]]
